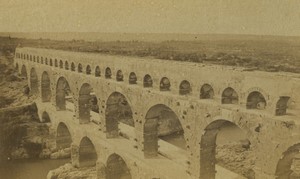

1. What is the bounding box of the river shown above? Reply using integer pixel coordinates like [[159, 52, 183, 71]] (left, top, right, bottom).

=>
[[0, 158, 70, 179]]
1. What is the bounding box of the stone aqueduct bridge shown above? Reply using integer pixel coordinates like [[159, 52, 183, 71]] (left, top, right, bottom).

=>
[[14, 47, 300, 179]]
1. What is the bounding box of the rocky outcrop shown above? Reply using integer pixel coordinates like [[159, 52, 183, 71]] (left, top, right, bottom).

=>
[[47, 163, 97, 179]]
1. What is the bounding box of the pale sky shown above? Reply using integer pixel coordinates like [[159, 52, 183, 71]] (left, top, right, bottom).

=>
[[0, 0, 300, 36]]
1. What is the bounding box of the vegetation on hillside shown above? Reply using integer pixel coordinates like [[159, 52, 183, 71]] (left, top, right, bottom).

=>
[[1, 35, 300, 73]]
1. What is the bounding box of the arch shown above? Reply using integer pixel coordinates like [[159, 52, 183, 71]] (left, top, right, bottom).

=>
[[106, 153, 132, 179], [200, 84, 214, 99], [56, 122, 72, 150], [179, 80, 191, 95], [50, 59, 53, 66], [59, 60, 63, 69], [86, 65, 91, 75], [105, 92, 133, 138], [33, 56, 35, 62], [45, 58, 48, 65], [27, 54, 29, 60], [41, 57, 44, 64], [275, 143, 300, 179], [54, 59, 58, 67], [15, 63, 19, 72], [78, 83, 97, 123], [160, 77, 171, 91], [143, 74, 153, 88], [56, 77, 72, 110], [41, 111, 51, 123], [41, 71, 51, 102], [116, 70, 124, 81], [71, 62, 75, 71], [95, 66, 101, 77], [30, 55, 32, 61], [144, 104, 185, 158], [246, 91, 266, 109], [129, 72, 137, 84], [276, 96, 290, 116], [78, 63, 83, 73], [65, 61, 69, 70], [79, 137, 97, 167], [30, 68, 39, 94], [200, 119, 251, 179], [37, 56, 39, 63], [21, 65, 27, 79], [105, 67, 112, 79], [221, 87, 239, 104]]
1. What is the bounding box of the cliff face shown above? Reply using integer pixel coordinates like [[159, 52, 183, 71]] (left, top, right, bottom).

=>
[[0, 50, 53, 163]]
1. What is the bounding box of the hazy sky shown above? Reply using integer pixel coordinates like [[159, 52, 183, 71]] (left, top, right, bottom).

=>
[[1, 0, 300, 36]]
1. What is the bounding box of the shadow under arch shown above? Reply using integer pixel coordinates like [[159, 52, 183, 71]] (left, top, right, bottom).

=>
[[143, 104, 185, 158], [56, 122, 72, 150], [78, 137, 97, 168], [41, 111, 51, 123], [78, 83, 99, 124], [200, 119, 253, 179], [30, 68, 39, 94], [21, 65, 27, 79], [56, 76, 72, 110], [106, 153, 132, 179], [275, 143, 300, 179], [41, 71, 51, 102], [105, 92, 134, 138]]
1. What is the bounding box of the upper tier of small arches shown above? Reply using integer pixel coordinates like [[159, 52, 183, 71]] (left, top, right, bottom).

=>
[[15, 51, 293, 115]]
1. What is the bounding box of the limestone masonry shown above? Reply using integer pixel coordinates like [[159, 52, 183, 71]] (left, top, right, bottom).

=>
[[14, 47, 300, 179]]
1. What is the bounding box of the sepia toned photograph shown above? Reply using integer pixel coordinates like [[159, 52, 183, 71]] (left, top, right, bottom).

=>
[[0, 0, 300, 179]]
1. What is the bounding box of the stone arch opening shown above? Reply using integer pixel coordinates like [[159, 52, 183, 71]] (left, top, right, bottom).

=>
[[86, 65, 91, 75], [30, 55, 32, 61], [41, 71, 51, 102], [33, 56, 35, 62], [200, 84, 214, 99], [27, 54, 29, 60], [106, 153, 132, 179], [275, 144, 300, 179], [37, 56, 39, 63], [41, 57, 44, 64], [15, 63, 19, 72], [200, 119, 252, 179], [160, 77, 171, 91], [105, 67, 112, 79], [246, 91, 266, 110], [78, 83, 98, 123], [129, 72, 137, 84], [179, 80, 191, 95], [54, 59, 58, 67], [30, 68, 39, 94], [276, 96, 291, 116], [71, 62, 75, 71], [59, 60, 63, 69], [45, 58, 48, 65], [56, 122, 72, 150], [78, 63, 83, 73], [222, 87, 239, 104], [116, 70, 124, 81], [105, 92, 133, 138], [50, 59, 53, 66], [95, 66, 101, 77], [21, 65, 27, 79], [65, 61, 69, 70], [143, 74, 153, 88], [41, 111, 51, 123], [144, 104, 185, 158], [56, 77, 72, 110], [79, 137, 97, 167]]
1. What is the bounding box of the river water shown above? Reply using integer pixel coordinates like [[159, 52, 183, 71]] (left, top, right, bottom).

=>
[[0, 158, 70, 179]]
